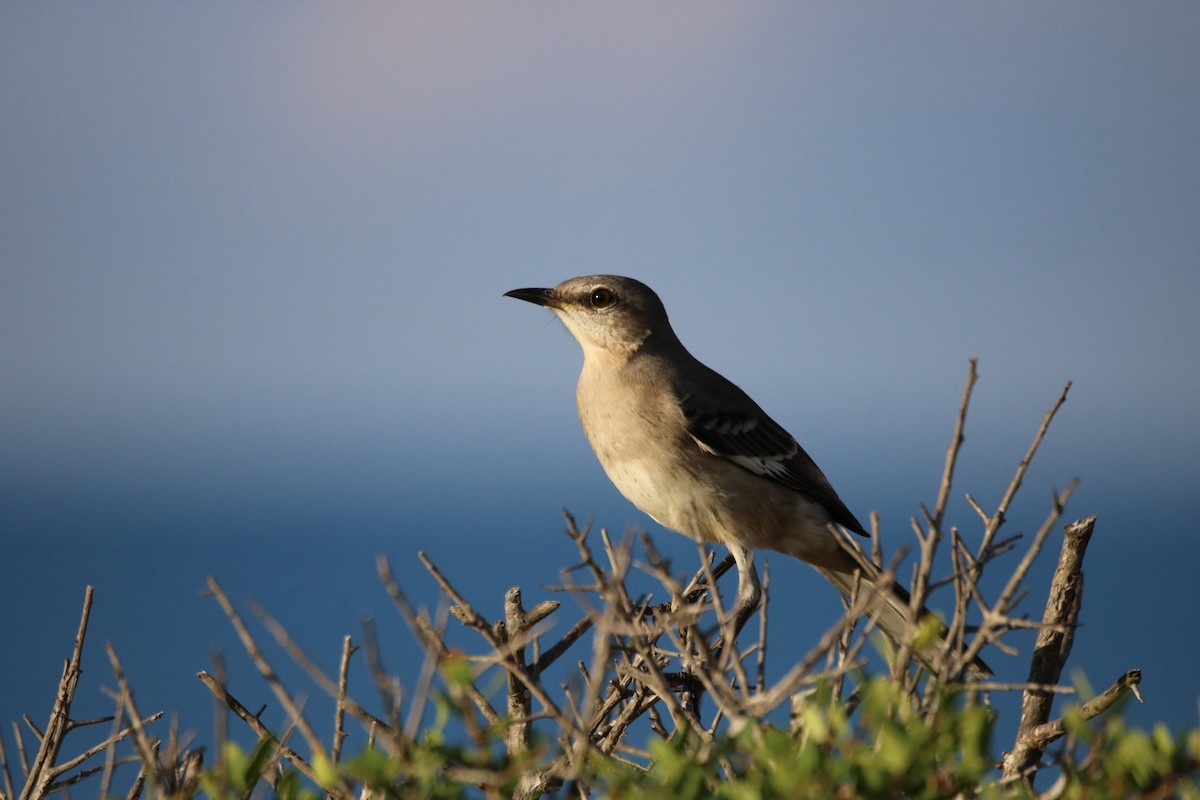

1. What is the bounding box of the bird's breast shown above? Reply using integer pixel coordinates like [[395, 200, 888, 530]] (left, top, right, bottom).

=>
[[575, 366, 727, 540]]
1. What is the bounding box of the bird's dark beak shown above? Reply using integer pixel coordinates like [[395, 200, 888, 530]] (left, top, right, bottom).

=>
[[504, 287, 561, 308]]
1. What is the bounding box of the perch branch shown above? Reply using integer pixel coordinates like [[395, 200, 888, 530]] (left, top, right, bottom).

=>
[[1003, 517, 1106, 782]]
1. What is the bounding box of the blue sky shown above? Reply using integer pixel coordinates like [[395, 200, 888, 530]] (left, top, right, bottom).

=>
[[2, 1, 1197, 776]]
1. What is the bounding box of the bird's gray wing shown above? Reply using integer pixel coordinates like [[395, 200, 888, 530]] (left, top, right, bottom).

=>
[[677, 369, 868, 536]]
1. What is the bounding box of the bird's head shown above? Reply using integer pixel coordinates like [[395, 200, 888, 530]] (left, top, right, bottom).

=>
[[505, 275, 672, 357]]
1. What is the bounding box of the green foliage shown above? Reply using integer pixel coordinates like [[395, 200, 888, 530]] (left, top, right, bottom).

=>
[[565, 678, 1197, 799], [1051, 711, 1200, 800], [583, 677, 1000, 799], [199, 739, 319, 800], [184, 677, 1197, 799]]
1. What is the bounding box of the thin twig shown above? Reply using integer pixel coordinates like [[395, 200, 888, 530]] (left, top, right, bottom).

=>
[[53, 710, 164, 782], [204, 577, 327, 761], [12, 722, 28, 782], [412, 553, 591, 758], [977, 380, 1072, 560], [18, 586, 93, 800], [756, 562, 770, 694], [104, 644, 159, 792], [535, 613, 597, 675], [332, 635, 356, 765], [934, 358, 978, 531], [376, 558, 500, 729], [0, 725, 15, 800], [195, 671, 331, 792]]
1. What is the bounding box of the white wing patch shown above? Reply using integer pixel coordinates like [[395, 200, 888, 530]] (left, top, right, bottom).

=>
[[692, 435, 792, 480], [729, 454, 791, 479]]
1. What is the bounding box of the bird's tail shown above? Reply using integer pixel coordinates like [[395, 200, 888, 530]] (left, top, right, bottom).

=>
[[814, 564, 991, 678]]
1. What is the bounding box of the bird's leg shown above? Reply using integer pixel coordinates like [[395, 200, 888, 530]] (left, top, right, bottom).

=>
[[675, 545, 760, 704], [729, 544, 761, 639]]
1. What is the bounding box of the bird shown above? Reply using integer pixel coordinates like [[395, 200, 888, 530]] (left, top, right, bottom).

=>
[[505, 274, 982, 676]]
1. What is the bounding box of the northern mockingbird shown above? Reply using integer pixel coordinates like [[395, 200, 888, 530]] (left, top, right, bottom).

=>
[[506, 274, 982, 675]]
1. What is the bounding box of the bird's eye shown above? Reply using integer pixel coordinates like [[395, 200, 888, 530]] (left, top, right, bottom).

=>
[[589, 288, 616, 309]]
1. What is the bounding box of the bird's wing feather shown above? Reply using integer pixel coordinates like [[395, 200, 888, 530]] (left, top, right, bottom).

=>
[[677, 369, 867, 536]]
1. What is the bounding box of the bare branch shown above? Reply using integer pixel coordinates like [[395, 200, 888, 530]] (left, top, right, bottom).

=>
[[1003, 517, 1099, 781], [332, 635, 355, 765], [195, 671, 333, 793], [933, 358, 978, 530], [376, 557, 499, 732], [11, 723, 28, 782], [1004, 669, 1143, 786], [204, 576, 327, 761], [409, 554, 591, 765], [535, 613, 597, 675], [978, 380, 1072, 559], [0, 725, 15, 800], [103, 644, 159, 791], [18, 586, 93, 800], [52, 710, 164, 781]]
